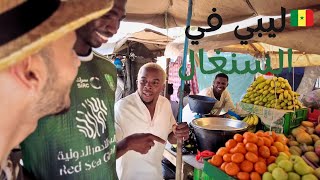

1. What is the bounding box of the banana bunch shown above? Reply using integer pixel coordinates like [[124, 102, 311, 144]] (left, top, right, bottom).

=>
[[241, 76, 304, 110], [242, 114, 259, 126]]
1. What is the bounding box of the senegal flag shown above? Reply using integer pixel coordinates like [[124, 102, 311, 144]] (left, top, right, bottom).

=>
[[290, 9, 314, 27]]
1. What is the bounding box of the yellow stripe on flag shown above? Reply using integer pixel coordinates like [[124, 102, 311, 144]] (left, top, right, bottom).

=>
[[298, 10, 306, 26]]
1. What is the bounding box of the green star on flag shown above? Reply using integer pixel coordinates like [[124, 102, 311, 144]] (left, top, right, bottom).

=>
[[290, 9, 314, 27]]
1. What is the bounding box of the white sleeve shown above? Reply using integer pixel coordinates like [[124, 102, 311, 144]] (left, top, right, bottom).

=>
[[168, 113, 176, 134], [182, 104, 196, 124], [198, 87, 210, 96], [224, 91, 236, 112], [223, 91, 248, 115], [114, 102, 124, 142]]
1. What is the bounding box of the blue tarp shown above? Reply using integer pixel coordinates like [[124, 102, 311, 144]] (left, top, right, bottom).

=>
[[195, 52, 256, 105], [277, 67, 305, 91]]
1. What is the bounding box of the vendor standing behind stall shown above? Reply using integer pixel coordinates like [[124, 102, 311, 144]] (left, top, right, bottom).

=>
[[183, 73, 244, 123], [115, 63, 190, 180]]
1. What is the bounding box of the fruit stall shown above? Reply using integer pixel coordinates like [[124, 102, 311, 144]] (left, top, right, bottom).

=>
[[152, 2, 320, 178], [160, 77, 320, 179], [239, 75, 307, 136], [183, 75, 320, 180]]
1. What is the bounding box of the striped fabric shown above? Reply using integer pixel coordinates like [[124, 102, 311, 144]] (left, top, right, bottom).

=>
[[168, 56, 199, 102]]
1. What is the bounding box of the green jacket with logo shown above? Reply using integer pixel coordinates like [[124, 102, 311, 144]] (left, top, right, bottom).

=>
[[21, 51, 117, 180]]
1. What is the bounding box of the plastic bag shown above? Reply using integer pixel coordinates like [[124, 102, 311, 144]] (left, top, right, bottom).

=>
[[301, 89, 320, 109]]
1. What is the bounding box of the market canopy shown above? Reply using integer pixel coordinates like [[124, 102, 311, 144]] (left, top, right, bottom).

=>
[[164, 10, 320, 68], [113, 28, 173, 53], [124, 0, 320, 28]]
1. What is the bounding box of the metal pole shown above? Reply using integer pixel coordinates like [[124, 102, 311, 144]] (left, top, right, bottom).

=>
[[176, 0, 193, 179], [165, 58, 170, 99]]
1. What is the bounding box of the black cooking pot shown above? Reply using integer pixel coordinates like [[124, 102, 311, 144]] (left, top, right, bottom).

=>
[[188, 95, 217, 115], [191, 117, 248, 152]]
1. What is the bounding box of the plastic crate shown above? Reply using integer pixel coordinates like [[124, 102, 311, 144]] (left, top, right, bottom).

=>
[[308, 108, 320, 123], [199, 160, 236, 180], [193, 168, 213, 180], [262, 108, 308, 135], [262, 123, 283, 134]]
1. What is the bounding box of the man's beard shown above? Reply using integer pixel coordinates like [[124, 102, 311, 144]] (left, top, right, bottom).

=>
[[53, 107, 70, 116], [37, 48, 73, 117], [38, 88, 70, 117], [37, 75, 71, 117]]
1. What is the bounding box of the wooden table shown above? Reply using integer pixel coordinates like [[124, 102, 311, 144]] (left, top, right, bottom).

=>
[[163, 143, 204, 180]]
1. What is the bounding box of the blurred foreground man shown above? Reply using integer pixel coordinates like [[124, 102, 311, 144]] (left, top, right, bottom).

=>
[[0, 0, 113, 179], [22, 0, 167, 179], [20, 0, 129, 179]]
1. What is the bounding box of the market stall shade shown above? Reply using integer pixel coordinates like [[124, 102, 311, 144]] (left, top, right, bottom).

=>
[[113, 28, 173, 54], [164, 10, 320, 68], [124, 0, 319, 28]]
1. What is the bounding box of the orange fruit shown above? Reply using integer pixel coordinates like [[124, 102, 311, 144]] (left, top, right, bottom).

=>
[[237, 172, 250, 180], [276, 134, 288, 145], [262, 137, 272, 147], [250, 172, 261, 180], [256, 137, 264, 147], [265, 136, 274, 145], [259, 146, 270, 159], [230, 143, 246, 154], [225, 162, 240, 176], [210, 155, 223, 167], [245, 152, 258, 163], [223, 153, 232, 162], [270, 131, 278, 141], [283, 151, 291, 157], [234, 134, 244, 142], [267, 156, 276, 165], [257, 157, 266, 164], [240, 160, 254, 173], [216, 147, 230, 156], [254, 161, 267, 175], [255, 131, 266, 137], [273, 142, 285, 152], [225, 139, 237, 149], [243, 132, 250, 138], [243, 132, 258, 143], [220, 162, 228, 171], [264, 131, 272, 137], [231, 153, 245, 163], [284, 145, 289, 152], [269, 146, 279, 156], [245, 143, 258, 153]]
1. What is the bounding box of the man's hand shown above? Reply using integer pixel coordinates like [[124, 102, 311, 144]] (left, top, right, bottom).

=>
[[126, 133, 165, 154], [172, 122, 189, 141]]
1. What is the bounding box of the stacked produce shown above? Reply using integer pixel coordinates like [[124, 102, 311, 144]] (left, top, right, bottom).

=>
[[241, 76, 303, 110], [208, 131, 289, 179], [242, 114, 259, 126], [287, 121, 320, 167], [262, 153, 318, 180], [242, 114, 260, 132]]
